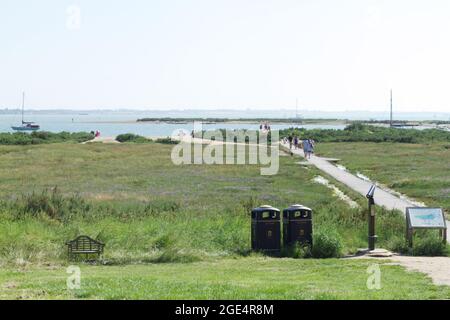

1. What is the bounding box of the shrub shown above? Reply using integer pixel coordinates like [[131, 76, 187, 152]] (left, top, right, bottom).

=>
[[311, 229, 343, 258], [281, 243, 312, 259], [412, 236, 448, 256], [279, 124, 450, 144], [386, 236, 410, 255], [155, 137, 178, 145], [15, 188, 90, 221], [116, 133, 150, 143], [0, 131, 94, 145], [152, 233, 176, 250]]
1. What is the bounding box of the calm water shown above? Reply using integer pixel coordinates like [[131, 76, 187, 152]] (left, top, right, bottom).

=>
[[0, 111, 346, 136]]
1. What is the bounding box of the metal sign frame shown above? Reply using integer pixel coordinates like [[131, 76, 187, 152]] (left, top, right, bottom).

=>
[[406, 207, 447, 247]]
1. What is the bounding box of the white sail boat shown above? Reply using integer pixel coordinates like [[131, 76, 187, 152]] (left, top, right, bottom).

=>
[[11, 92, 40, 131]]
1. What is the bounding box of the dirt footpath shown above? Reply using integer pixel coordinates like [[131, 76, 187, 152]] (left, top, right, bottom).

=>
[[390, 255, 450, 286]]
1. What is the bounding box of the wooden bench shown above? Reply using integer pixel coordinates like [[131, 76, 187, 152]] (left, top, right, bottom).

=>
[[66, 236, 105, 261]]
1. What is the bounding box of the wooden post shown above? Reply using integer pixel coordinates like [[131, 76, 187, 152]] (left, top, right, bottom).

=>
[[407, 228, 413, 248]]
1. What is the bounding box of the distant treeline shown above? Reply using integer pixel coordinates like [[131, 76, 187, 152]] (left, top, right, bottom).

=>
[[136, 117, 338, 124], [279, 123, 450, 143], [0, 131, 94, 145], [365, 119, 450, 125]]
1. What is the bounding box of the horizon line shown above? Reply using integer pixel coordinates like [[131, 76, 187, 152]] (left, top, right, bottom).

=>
[[0, 107, 449, 114]]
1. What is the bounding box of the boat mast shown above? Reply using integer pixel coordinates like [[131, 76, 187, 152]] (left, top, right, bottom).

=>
[[22, 92, 25, 124], [390, 89, 393, 127]]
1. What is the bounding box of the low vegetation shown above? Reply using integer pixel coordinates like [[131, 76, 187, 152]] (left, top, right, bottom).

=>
[[0, 142, 445, 266], [311, 228, 343, 258], [115, 133, 151, 143], [280, 123, 450, 144], [155, 137, 178, 145], [0, 131, 94, 145], [0, 140, 448, 299], [115, 134, 177, 145], [0, 142, 408, 266]]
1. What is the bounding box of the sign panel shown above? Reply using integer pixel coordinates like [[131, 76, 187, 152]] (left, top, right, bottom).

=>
[[407, 208, 446, 229]]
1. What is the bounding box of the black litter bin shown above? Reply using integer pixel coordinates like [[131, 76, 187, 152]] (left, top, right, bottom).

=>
[[283, 204, 313, 247], [251, 205, 281, 253]]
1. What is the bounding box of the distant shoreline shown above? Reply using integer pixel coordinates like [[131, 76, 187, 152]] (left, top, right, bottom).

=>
[[136, 118, 349, 124]]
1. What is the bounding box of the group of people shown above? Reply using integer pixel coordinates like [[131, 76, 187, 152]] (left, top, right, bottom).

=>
[[259, 122, 271, 132], [90, 130, 101, 138], [284, 135, 315, 159]]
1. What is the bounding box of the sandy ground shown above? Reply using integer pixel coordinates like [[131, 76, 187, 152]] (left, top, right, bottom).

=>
[[82, 136, 120, 144], [391, 256, 450, 286], [352, 254, 450, 286]]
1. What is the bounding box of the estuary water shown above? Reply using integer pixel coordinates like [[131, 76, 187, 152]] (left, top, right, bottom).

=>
[[0, 111, 346, 137]]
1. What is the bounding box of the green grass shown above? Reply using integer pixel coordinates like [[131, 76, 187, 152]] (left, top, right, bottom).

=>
[[0, 142, 408, 266], [1, 258, 449, 300], [316, 142, 450, 212], [0, 142, 447, 299]]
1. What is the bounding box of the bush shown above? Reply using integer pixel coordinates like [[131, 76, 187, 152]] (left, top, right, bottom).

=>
[[15, 188, 91, 221], [281, 243, 312, 259], [0, 131, 94, 145], [412, 236, 448, 256], [386, 236, 410, 255], [155, 137, 178, 145], [387, 233, 448, 256], [311, 229, 343, 258], [116, 133, 151, 143], [279, 124, 450, 144], [152, 233, 176, 250]]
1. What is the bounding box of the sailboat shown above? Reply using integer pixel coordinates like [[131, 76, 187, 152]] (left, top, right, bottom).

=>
[[11, 92, 40, 131]]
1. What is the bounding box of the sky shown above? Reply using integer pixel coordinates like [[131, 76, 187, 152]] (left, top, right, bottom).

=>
[[1, 0, 450, 112]]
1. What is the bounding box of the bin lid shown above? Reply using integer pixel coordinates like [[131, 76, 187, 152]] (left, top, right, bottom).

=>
[[286, 204, 312, 211], [252, 205, 280, 212]]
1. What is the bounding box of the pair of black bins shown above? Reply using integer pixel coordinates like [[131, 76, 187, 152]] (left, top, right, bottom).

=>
[[251, 204, 312, 254]]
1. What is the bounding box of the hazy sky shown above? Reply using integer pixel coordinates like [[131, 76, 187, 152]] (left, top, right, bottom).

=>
[[1, 0, 450, 112]]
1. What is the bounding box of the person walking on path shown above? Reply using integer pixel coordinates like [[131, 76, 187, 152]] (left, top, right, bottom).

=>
[[308, 139, 315, 157], [294, 136, 299, 149], [288, 135, 293, 150], [303, 139, 312, 159]]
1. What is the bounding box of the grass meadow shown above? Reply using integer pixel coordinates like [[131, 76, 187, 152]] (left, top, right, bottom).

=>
[[0, 141, 448, 299], [316, 142, 450, 212]]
